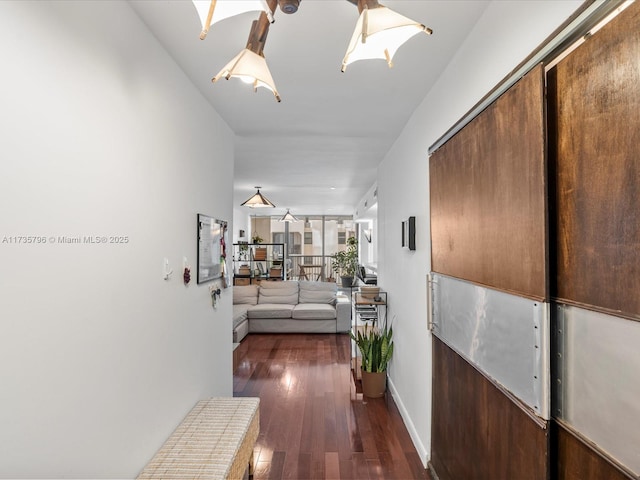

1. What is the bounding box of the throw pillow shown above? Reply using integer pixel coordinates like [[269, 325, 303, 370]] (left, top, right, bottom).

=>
[[258, 281, 299, 305], [233, 285, 259, 305], [299, 281, 337, 304]]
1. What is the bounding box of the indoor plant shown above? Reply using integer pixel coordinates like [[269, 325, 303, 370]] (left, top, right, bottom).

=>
[[351, 323, 394, 398], [251, 234, 267, 261], [331, 235, 358, 287], [238, 242, 249, 261]]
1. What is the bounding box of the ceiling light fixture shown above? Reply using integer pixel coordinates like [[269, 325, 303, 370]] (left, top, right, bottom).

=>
[[211, 7, 281, 101], [241, 186, 276, 208], [277, 0, 300, 14], [342, 0, 433, 72], [192, 0, 274, 40], [279, 209, 299, 222], [195, 0, 432, 100]]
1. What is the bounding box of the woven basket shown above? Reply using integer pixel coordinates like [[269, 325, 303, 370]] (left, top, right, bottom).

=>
[[360, 286, 380, 299], [269, 268, 282, 277]]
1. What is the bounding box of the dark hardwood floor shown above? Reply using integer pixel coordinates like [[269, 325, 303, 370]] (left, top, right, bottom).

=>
[[233, 333, 431, 480]]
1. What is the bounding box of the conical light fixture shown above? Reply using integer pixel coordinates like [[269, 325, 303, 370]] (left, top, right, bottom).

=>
[[241, 186, 276, 208], [279, 209, 299, 222], [192, 0, 274, 40], [212, 10, 281, 101], [342, 0, 432, 72]]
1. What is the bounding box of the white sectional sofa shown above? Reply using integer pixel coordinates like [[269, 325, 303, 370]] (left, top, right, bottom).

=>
[[232, 280, 350, 342]]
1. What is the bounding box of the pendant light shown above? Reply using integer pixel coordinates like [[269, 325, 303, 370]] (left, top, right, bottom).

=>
[[279, 209, 299, 222], [211, 10, 281, 101], [342, 0, 432, 72], [192, 0, 274, 40], [241, 186, 276, 208], [188, 0, 433, 99]]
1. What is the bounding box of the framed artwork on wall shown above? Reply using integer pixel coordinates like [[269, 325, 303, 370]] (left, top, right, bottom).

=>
[[197, 214, 228, 284]]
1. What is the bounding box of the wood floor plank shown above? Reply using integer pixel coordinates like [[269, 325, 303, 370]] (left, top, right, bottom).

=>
[[346, 402, 364, 455], [353, 400, 378, 461], [335, 394, 355, 461], [349, 452, 371, 480], [324, 392, 338, 452], [366, 458, 386, 480], [325, 452, 340, 479], [234, 333, 431, 480], [311, 451, 325, 479], [405, 450, 431, 480], [296, 452, 312, 480], [269, 451, 286, 480]]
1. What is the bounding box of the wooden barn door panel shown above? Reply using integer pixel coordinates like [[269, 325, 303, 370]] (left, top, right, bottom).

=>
[[555, 423, 634, 480], [547, 2, 640, 478], [431, 337, 548, 480], [430, 64, 547, 301], [429, 65, 549, 479], [548, 0, 640, 318]]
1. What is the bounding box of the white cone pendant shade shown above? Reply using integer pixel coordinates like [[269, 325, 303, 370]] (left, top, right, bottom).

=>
[[342, 5, 432, 72], [241, 187, 276, 208], [279, 209, 298, 222], [212, 49, 281, 102], [192, 0, 274, 39]]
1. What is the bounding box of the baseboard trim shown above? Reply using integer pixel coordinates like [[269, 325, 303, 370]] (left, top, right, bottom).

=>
[[387, 376, 429, 468]]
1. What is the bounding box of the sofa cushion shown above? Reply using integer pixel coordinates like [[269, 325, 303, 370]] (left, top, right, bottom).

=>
[[298, 281, 337, 305], [247, 304, 295, 319], [233, 305, 249, 329], [258, 281, 299, 305], [292, 304, 337, 320], [234, 285, 259, 305]]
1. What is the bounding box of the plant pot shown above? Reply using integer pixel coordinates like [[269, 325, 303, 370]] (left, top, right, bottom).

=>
[[341, 275, 354, 287], [361, 369, 387, 398]]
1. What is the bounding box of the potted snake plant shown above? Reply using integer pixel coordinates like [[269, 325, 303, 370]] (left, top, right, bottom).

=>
[[351, 323, 394, 398]]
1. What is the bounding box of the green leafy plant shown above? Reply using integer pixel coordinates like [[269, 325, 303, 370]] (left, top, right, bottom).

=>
[[330, 235, 358, 279], [238, 242, 249, 260], [251, 234, 264, 244], [351, 324, 394, 373]]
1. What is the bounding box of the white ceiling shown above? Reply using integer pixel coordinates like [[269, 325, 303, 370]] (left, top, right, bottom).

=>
[[129, 0, 490, 216]]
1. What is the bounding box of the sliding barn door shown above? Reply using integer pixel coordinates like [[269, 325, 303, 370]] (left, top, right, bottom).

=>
[[429, 64, 549, 480], [547, 2, 640, 478], [428, 3, 640, 479]]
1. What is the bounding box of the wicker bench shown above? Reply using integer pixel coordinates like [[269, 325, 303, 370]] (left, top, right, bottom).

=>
[[137, 397, 260, 480]]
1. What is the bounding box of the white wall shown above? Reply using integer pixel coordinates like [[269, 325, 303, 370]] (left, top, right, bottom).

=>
[[376, 0, 583, 466], [232, 206, 250, 244], [0, 1, 234, 478], [354, 183, 378, 268]]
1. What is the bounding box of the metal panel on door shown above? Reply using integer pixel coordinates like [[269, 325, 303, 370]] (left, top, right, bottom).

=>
[[555, 304, 640, 476], [430, 273, 550, 419]]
